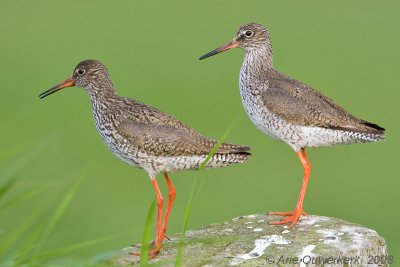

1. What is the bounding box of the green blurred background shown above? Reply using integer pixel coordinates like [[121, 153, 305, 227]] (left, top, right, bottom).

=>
[[1, 0, 399, 265]]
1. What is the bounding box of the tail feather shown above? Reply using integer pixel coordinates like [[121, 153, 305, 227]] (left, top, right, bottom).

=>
[[211, 151, 251, 165], [362, 120, 385, 134], [216, 142, 251, 154], [349, 130, 385, 142], [358, 120, 385, 142], [334, 120, 385, 141]]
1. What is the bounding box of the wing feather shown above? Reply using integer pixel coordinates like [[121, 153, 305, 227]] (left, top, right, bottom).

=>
[[262, 70, 384, 134], [115, 98, 250, 156]]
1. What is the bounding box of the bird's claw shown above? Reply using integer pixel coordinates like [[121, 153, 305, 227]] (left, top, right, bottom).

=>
[[129, 243, 162, 258], [130, 233, 169, 249], [268, 210, 308, 228]]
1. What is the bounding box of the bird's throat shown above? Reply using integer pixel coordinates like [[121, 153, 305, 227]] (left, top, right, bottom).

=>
[[88, 84, 118, 111], [240, 49, 273, 93], [243, 48, 273, 75]]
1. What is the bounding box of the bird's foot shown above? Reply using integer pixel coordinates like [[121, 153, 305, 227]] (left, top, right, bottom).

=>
[[268, 210, 308, 228], [148, 243, 162, 258], [130, 234, 170, 248], [129, 243, 162, 259]]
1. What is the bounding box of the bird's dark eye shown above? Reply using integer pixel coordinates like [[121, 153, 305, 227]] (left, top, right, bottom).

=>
[[77, 69, 86, 75], [245, 30, 253, 37]]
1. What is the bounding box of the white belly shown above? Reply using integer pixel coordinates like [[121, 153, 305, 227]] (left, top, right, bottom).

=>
[[239, 87, 360, 151], [240, 89, 285, 140]]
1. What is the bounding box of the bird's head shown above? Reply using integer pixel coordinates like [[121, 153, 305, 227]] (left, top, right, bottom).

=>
[[199, 22, 272, 60], [39, 59, 113, 99]]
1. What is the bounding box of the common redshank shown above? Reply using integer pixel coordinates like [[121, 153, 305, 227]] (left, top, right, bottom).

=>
[[39, 60, 251, 256], [199, 23, 385, 228]]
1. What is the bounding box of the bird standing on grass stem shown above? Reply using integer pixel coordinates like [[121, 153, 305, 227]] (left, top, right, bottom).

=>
[[199, 23, 385, 228], [39, 60, 251, 257]]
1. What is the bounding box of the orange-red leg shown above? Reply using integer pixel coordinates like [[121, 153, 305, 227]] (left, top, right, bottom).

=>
[[130, 178, 164, 258], [161, 172, 176, 239], [269, 148, 312, 228], [149, 178, 164, 256]]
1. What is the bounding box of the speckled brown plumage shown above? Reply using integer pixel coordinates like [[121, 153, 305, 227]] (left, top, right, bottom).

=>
[[199, 22, 385, 228], [40, 60, 250, 177], [39, 59, 251, 257], [200, 23, 384, 151], [260, 69, 384, 134]]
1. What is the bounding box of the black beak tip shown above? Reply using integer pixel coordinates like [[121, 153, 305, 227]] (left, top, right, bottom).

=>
[[38, 87, 58, 99], [38, 90, 51, 99], [199, 53, 212, 61]]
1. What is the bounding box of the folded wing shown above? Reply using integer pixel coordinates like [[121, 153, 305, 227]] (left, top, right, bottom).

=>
[[116, 100, 250, 157], [263, 70, 384, 135]]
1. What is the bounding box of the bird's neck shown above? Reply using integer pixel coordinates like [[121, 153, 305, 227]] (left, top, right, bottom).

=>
[[87, 82, 119, 111], [242, 47, 273, 77]]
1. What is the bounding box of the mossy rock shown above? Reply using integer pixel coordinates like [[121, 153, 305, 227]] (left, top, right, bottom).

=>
[[112, 214, 388, 266]]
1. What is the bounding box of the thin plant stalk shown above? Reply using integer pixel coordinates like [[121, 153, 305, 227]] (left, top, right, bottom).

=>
[[176, 118, 238, 266]]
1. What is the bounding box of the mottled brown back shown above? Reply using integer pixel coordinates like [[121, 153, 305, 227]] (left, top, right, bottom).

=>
[[115, 98, 251, 157], [262, 69, 385, 135]]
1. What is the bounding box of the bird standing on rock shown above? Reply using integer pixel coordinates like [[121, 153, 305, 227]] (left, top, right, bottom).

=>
[[39, 59, 251, 256], [199, 23, 385, 228]]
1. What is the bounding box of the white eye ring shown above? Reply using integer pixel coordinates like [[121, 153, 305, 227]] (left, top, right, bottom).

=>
[[77, 69, 86, 75], [244, 30, 253, 37]]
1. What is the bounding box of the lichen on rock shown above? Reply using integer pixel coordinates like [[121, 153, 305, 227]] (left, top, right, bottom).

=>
[[113, 214, 388, 266]]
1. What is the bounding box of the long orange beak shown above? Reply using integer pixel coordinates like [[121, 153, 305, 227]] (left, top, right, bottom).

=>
[[39, 77, 75, 99], [199, 39, 239, 60]]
